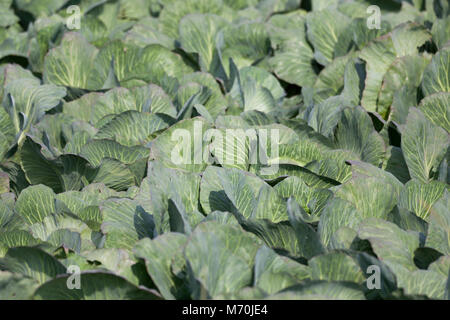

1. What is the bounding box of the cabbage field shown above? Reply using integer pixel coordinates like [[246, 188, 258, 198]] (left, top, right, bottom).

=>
[[0, 0, 449, 300]]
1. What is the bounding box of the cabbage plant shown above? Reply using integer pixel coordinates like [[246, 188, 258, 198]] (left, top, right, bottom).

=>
[[0, 0, 449, 300]]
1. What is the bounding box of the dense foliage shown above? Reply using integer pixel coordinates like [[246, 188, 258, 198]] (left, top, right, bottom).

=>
[[0, 0, 449, 300]]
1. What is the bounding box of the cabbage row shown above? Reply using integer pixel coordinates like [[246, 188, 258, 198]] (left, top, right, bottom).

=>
[[0, 0, 449, 300]]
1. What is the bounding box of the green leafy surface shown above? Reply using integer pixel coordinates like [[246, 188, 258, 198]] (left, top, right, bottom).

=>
[[0, 0, 449, 301]]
